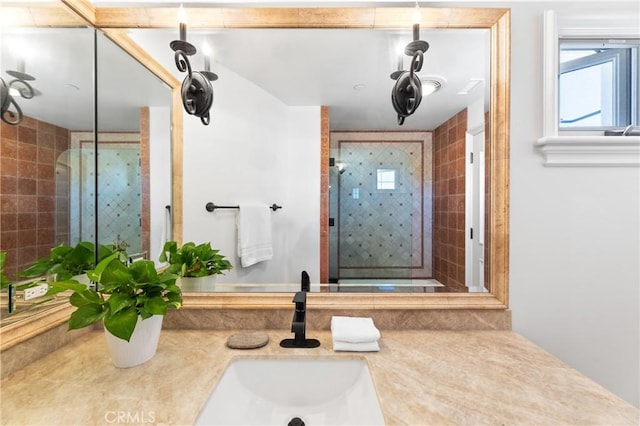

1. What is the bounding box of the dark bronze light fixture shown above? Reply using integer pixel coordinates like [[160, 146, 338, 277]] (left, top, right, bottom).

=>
[[1, 59, 35, 126], [169, 5, 217, 125], [390, 3, 429, 126]]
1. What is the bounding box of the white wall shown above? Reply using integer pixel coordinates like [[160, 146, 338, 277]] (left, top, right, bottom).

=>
[[497, 0, 639, 407], [181, 63, 320, 284], [283, 107, 322, 283]]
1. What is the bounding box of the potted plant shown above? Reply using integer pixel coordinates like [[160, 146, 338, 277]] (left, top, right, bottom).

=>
[[18, 241, 125, 284], [159, 241, 232, 292], [47, 253, 182, 368]]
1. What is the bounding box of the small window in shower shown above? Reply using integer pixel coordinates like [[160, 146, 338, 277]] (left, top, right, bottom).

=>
[[376, 169, 396, 190]]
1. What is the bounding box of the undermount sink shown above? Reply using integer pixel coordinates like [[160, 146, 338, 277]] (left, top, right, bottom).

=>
[[195, 357, 385, 425]]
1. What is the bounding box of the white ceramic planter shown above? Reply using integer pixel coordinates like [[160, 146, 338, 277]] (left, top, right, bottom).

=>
[[104, 315, 164, 368], [72, 273, 91, 287], [179, 276, 217, 292]]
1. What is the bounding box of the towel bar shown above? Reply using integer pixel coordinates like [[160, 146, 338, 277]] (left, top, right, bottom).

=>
[[205, 202, 282, 212]]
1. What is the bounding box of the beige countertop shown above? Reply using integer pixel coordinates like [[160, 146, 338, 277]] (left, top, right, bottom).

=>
[[1, 329, 637, 425]]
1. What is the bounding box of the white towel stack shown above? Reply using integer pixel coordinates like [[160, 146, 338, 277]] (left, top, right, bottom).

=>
[[331, 316, 381, 352]]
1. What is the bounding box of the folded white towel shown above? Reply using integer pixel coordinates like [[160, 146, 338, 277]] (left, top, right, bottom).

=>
[[333, 340, 380, 352], [331, 316, 381, 343], [236, 204, 273, 268]]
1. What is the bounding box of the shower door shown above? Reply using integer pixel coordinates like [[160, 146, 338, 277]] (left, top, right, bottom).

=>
[[332, 140, 431, 282]]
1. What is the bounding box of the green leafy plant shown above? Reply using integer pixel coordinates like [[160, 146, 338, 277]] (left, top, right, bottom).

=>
[[47, 253, 182, 342], [1, 252, 11, 289], [19, 241, 124, 281], [159, 241, 232, 277]]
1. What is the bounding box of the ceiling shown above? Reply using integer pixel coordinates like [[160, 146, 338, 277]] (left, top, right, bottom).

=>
[[130, 26, 489, 131], [0, 27, 170, 131]]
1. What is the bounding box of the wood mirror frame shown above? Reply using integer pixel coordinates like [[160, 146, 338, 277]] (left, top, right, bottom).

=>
[[87, 4, 510, 312], [1, 1, 509, 349]]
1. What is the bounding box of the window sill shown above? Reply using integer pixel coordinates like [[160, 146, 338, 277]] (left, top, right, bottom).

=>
[[535, 135, 640, 167]]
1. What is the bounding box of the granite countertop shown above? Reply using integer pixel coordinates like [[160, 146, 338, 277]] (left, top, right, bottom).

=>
[[1, 329, 637, 425]]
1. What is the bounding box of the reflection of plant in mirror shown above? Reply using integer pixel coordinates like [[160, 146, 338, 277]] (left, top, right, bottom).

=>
[[160, 241, 232, 277], [47, 253, 182, 342], [1, 252, 11, 289], [18, 242, 126, 281]]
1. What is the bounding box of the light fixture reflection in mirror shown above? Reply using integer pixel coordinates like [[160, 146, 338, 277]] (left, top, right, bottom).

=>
[[1, 59, 36, 125], [169, 4, 217, 125], [390, 2, 430, 125]]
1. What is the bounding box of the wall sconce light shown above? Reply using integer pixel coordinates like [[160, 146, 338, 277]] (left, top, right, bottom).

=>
[[0, 59, 36, 126], [169, 4, 217, 125], [390, 3, 430, 126]]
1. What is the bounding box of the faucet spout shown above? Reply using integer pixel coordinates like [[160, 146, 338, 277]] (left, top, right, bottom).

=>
[[301, 270, 310, 292]]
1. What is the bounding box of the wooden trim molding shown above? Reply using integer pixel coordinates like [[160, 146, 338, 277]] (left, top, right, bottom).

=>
[[489, 10, 510, 308], [320, 106, 330, 284], [0, 304, 76, 351], [93, 7, 508, 29], [171, 86, 184, 246], [60, 0, 96, 26]]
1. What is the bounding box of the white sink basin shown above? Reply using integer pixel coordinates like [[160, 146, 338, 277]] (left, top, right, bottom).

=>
[[195, 357, 385, 425]]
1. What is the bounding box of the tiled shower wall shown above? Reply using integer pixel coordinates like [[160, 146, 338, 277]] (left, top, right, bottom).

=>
[[329, 131, 432, 280], [433, 109, 467, 292], [0, 118, 70, 279], [68, 133, 142, 254]]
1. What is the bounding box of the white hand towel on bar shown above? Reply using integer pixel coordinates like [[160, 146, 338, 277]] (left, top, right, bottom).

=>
[[331, 316, 381, 343], [333, 340, 380, 352], [236, 203, 273, 268]]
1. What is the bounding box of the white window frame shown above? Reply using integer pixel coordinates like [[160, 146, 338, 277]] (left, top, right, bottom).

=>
[[376, 168, 396, 190], [559, 44, 633, 129], [536, 9, 640, 167]]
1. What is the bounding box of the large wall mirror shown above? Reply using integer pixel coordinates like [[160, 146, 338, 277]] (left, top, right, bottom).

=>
[[128, 25, 493, 296], [0, 1, 175, 331], [108, 6, 509, 308]]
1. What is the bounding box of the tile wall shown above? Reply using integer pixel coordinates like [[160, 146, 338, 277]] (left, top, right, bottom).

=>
[[433, 109, 467, 291], [0, 118, 70, 279]]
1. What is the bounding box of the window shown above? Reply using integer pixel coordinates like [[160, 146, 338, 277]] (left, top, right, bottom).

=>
[[376, 169, 395, 190], [559, 39, 639, 130], [537, 10, 640, 167]]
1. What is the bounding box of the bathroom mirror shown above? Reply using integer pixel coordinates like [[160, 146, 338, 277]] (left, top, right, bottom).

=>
[[0, 3, 95, 325], [0, 1, 176, 330], [94, 30, 172, 264], [115, 6, 508, 302]]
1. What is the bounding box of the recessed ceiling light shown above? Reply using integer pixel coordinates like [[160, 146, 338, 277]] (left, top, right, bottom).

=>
[[457, 79, 483, 95], [419, 75, 446, 96], [353, 83, 366, 91], [422, 80, 442, 96]]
